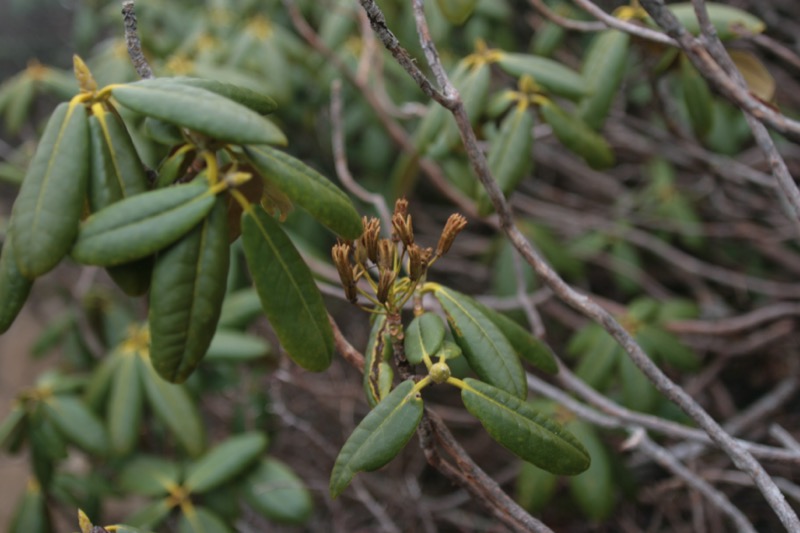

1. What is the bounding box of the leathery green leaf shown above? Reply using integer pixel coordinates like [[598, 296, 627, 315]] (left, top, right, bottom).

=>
[[574, 329, 620, 389], [10, 480, 51, 533], [461, 378, 590, 475], [108, 349, 144, 456], [567, 422, 615, 521], [10, 101, 89, 278], [139, 351, 205, 457], [637, 324, 699, 372], [149, 196, 229, 383], [0, 405, 26, 450], [205, 330, 271, 362], [178, 506, 231, 533], [470, 293, 558, 374], [87, 105, 148, 212], [119, 455, 181, 497], [495, 52, 588, 100], [0, 234, 34, 333], [665, 3, 765, 39], [479, 103, 533, 215], [241, 206, 334, 371], [84, 349, 123, 410], [539, 101, 615, 169], [43, 395, 108, 456], [244, 458, 313, 525], [153, 77, 278, 115], [124, 498, 173, 531], [111, 80, 286, 146], [433, 286, 527, 399], [330, 380, 424, 498], [184, 432, 268, 494], [244, 145, 363, 239], [404, 313, 446, 366], [435, 0, 478, 25], [578, 30, 630, 130], [516, 460, 558, 513], [363, 314, 390, 407], [71, 180, 215, 267], [618, 349, 660, 413], [680, 54, 714, 139]]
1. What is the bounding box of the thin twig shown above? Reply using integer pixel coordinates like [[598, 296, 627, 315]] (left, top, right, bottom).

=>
[[121, 1, 154, 79], [330, 79, 392, 232], [632, 431, 758, 533], [570, 0, 676, 45], [528, 0, 606, 32], [526, 370, 800, 465]]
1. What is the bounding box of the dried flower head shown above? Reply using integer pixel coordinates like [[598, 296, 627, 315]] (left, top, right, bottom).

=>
[[394, 197, 409, 218], [377, 238, 396, 271], [407, 244, 433, 282], [436, 213, 468, 256], [359, 216, 381, 264], [391, 212, 414, 248], [331, 243, 357, 303], [376, 269, 397, 305]]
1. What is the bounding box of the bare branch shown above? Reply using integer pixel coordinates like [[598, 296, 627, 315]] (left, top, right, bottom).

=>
[[330, 79, 393, 232], [121, 1, 154, 79], [632, 431, 758, 533]]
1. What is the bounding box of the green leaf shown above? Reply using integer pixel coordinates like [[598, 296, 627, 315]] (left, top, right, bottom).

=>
[[10, 480, 51, 533], [363, 314, 390, 407], [469, 298, 558, 374], [44, 394, 108, 456], [539, 100, 615, 169], [495, 53, 588, 100], [618, 350, 660, 413], [241, 206, 333, 372], [680, 54, 714, 139], [0, 233, 34, 333], [161, 77, 278, 115], [84, 349, 123, 410], [435, 0, 478, 25], [218, 288, 263, 328], [515, 461, 558, 514], [330, 379, 424, 498], [243, 458, 313, 525], [637, 325, 699, 372], [178, 506, 231, 533], [149, 196, 230, 383], [205, 330, 271, 362], [108, 350, 144, 456], [567, 422, 615, 521], [461, 378, 590, 475], [0, 405, 26, 450], [119, 456, 181, 497], [87, 104, 148, 212], [111, 80, 286, 146], [574, 329, 620, 389], [244, 145, 363, 239], [10, 101, 90, 278], [124, 498, 173, 531], [404, 313, 446, 365], [433, 286, 527, 399], [71, 180, 216, 267], [479, 103, 534, 215], [139, 352, 205, 457], [184, 432, 268, 494], [578, 30, 630, 130], [664, 3, 765, 38]]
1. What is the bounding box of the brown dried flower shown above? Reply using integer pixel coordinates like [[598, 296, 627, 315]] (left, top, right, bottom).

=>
[[436, 213, 468, 256]]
